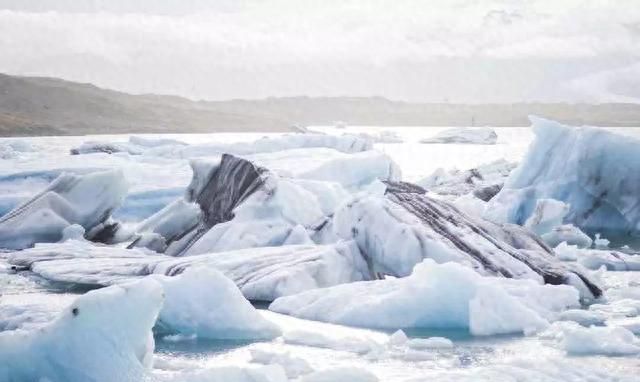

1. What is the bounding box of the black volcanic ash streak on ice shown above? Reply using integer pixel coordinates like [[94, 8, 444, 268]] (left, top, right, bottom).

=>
[[382, 181, 602, 297], [168, 154, 269, 256]]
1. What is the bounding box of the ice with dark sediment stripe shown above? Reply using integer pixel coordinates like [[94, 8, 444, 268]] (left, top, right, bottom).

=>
[[330, 181, 601, 298], [7, 240, 370, 301], [0, 169, 127, 250]]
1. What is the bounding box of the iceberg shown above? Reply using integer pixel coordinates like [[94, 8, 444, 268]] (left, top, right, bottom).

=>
[[541, 224, 593, 249], [553, 241, 640, 271], [419, 159, 516, 199], [330, 181, 601, 298], [154, 267, 281, 340], [353, 131, 403, 144], [129, 133, 373, 159], [0, 169, 127, 249], [521, 199, 593, 248], [546, 322, 640, 356], [8, 240, 370, 301], [70, 136, 187, 155], [420, 127, 498, 145], [270, 259, 580, 335], [0, 139, 36, 159], [179, 133, 373, 157], [0, 278, 163, 382], [129, 151, 398, 256], [524, 199, 569, 236], [487, 117, 640, 237]]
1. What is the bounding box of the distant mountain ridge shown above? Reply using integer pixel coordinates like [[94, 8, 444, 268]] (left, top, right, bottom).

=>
[[1, 73, 640, 136]]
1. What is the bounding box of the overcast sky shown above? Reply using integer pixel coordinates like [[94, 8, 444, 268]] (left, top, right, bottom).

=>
[[0, 0, 639, 103]]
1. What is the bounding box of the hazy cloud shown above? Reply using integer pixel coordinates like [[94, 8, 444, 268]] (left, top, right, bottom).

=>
[[0, 0, 638, 102]]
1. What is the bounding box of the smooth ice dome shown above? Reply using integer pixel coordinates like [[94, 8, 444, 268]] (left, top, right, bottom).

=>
[[0, 278, 163, 382], [270, 259, 580, 335], [420, 127, 498, 145], [154, 267, 281, 340]]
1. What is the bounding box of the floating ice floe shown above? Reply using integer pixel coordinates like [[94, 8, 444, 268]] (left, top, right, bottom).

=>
[[282, 329, 383, 355], [554, 242, 640, 271], [545, 321, 640, 356], [8, 240, 369, 301], [353, 131, 403, 144], [487, 117, 640, 237], [250, 349, 314, 378], [127, 151, 398, 256], [0, 139, 36, 159], [521, 198, 594, 249], [270, 259, 580, 335], [70, 136, 189, 155], [418, 159, 516, 199], [154, 267, 281, 340], [329, 181, 601, 298], [557, 309, 607, 326], [71, 133, 373, 158], [0, 278, 163, 382], [542, 225, 593, 249], [420, 127, 498, 145], [173, 365, 288, 382], [0, 169, 127, 249], [299, 367, 379, 382]]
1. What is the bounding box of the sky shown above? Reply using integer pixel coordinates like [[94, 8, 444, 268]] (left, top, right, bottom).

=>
[[0, 0, 639, 103]]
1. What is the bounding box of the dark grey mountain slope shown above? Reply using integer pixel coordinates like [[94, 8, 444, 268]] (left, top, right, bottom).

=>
[[2, 73, 640, 136]]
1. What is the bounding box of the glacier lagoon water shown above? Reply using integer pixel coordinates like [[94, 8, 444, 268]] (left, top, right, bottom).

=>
[[1, 126, 640, 381]]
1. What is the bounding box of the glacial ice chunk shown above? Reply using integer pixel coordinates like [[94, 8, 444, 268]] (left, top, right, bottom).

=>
[[420, 127, 498, 145], [330, 181, 601, 298], [487, 117, 640, 236], [0, 278, 163, 382], [0, 169, 127, 249], [250, 349, 314, 378], [542, 225, 593, 249], [418, 159, 515, 199], [154, 267, 281, 340], [299, 367, 379, 382], [175, 365, 288, 382], [524, 199, 569, 236], [270, 259, 580, 335], [549, 322, 640, 355], [9, 240, 370, 301]]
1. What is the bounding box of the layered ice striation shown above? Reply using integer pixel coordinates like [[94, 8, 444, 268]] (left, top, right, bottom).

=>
[[8, 240, 370, 301], [128, 150, 399, 256], [0, 169, 127, 249], [487, 117, 640, 237], [0, 278, 163, 382], [270, 259, 580, 335], [330, 181, 601, 298], [420, 127, 498, 145]]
